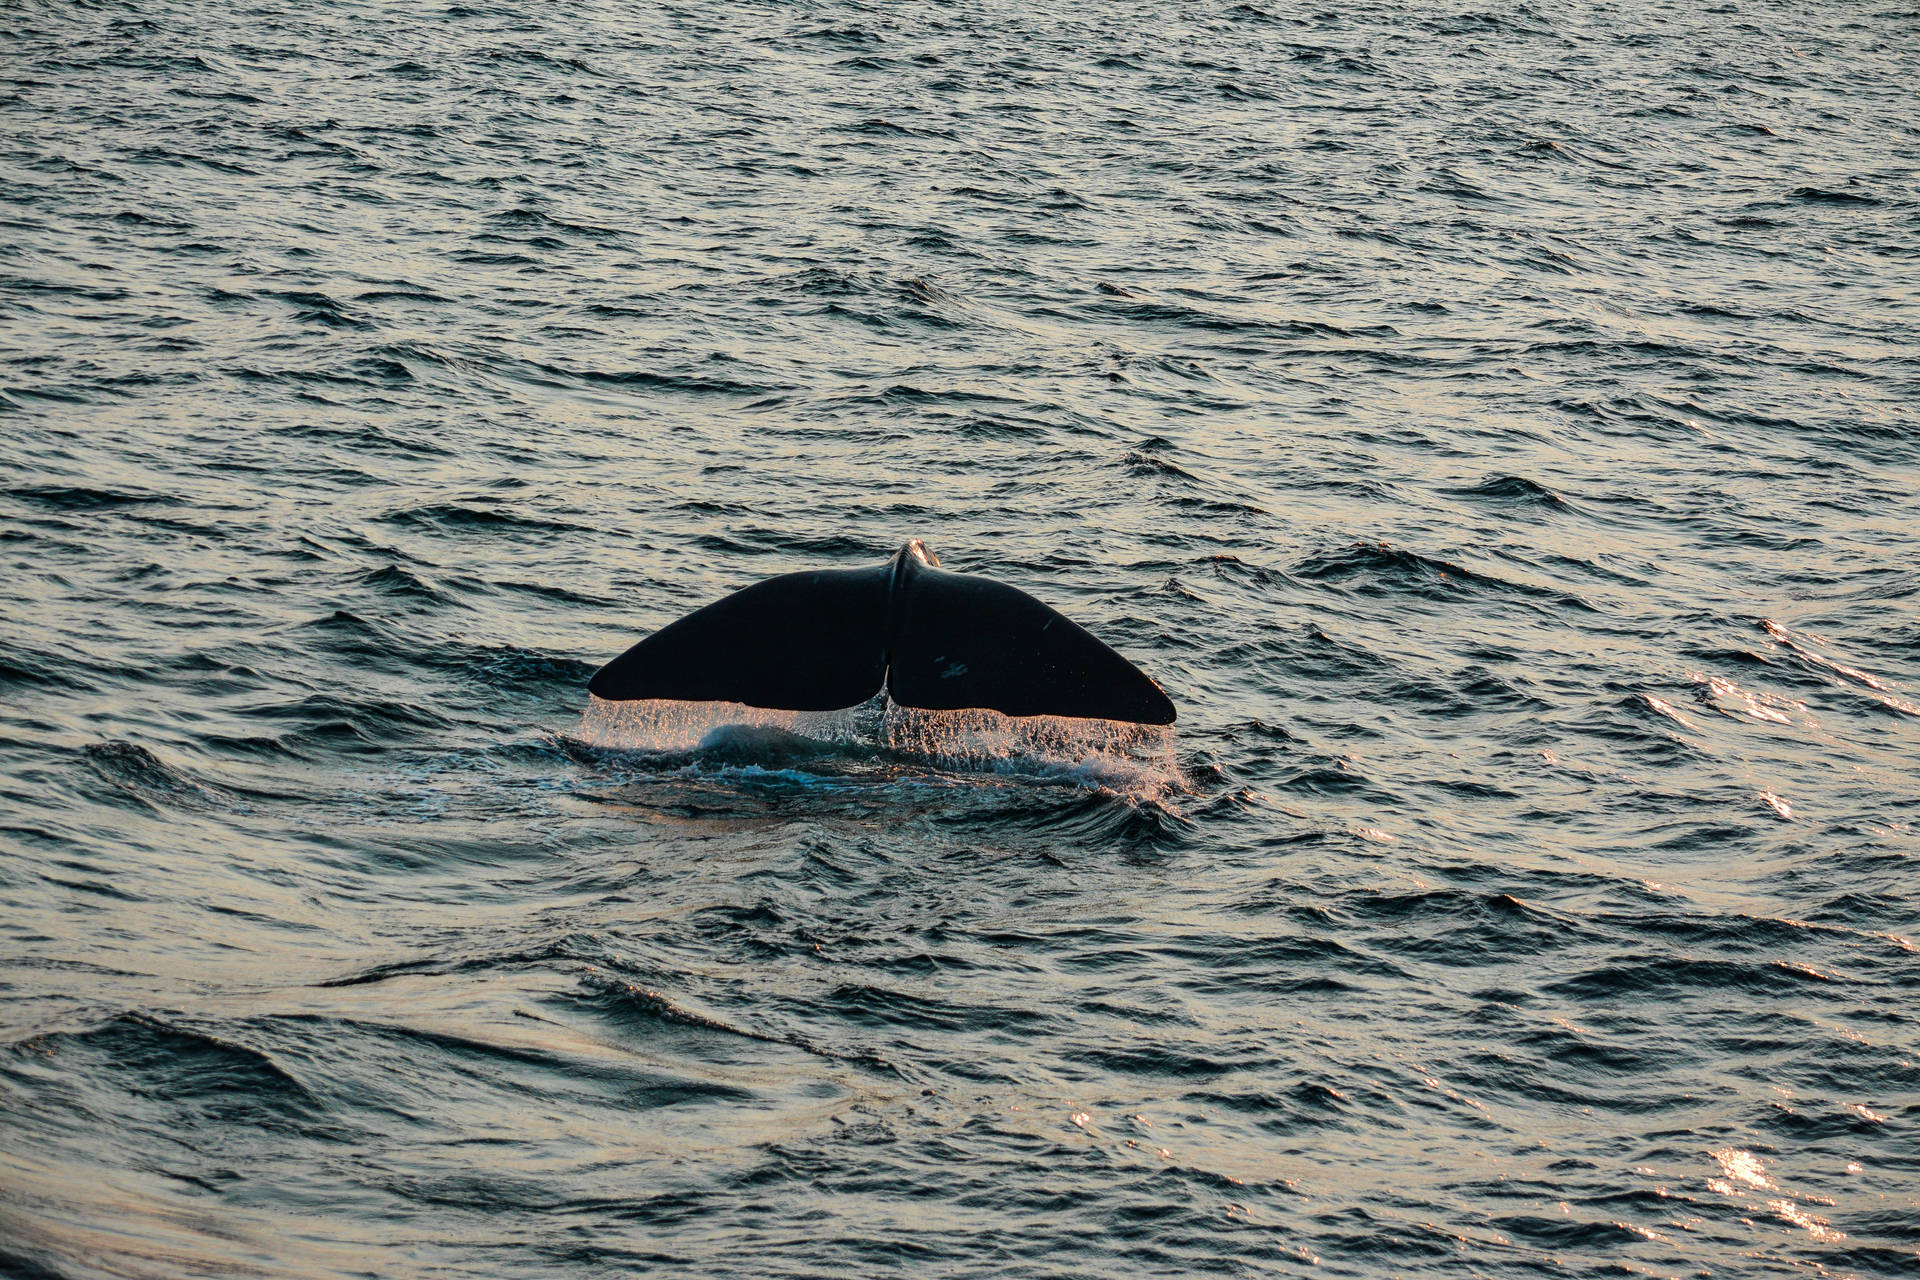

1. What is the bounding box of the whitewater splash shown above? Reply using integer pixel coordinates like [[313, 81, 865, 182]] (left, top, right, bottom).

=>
[[574, 695, 883, 755], [572, 694, 1181, 800]]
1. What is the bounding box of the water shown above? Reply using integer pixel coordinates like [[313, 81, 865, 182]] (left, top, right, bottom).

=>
[[3, 1, 1917, 1275]]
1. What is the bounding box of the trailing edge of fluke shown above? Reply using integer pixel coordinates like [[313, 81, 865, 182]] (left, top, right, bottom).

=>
[[588, 540, 1177, 726]]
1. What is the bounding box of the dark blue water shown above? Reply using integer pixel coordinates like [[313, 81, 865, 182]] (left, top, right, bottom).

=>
[[3, 2, 1918, 1276]]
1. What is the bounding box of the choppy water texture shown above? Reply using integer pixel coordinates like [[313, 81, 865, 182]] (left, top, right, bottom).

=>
[[3, 1, 1918, 1276]]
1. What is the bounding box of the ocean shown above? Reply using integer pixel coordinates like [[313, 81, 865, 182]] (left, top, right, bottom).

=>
[[2, 2, 1916, 1276]]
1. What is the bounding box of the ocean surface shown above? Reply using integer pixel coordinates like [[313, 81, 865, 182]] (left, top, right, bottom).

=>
[[3, 1, 1917, 1276]]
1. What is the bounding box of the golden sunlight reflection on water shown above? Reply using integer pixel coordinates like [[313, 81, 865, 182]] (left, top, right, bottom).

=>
[[1706, 1148, 1849, 1244]]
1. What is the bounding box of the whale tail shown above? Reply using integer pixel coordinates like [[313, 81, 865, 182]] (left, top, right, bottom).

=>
[[587, 541, 1176, 725]]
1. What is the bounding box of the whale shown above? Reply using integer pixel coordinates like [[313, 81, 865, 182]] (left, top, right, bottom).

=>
[[588, 540, 1176, 725]]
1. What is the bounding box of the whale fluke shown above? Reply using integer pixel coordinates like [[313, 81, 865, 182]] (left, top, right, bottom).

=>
[[588, 541, 1176, 725]]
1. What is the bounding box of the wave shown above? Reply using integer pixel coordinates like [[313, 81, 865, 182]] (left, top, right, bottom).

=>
[[1293, 541, 1597, 612]]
